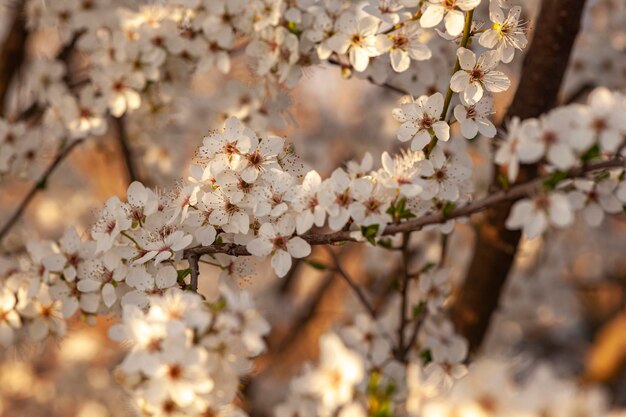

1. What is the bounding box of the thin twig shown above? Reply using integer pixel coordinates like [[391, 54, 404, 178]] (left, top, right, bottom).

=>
[[327, 58, 410, 96], [425, 9, 474, 157], [0, 140, 84, 242], [400, 304, 427, 361], [113, 116, 140, 184], [397, 232, 411, 355], [561, 82, 595, 105], [324, 246, 377, 318], [184, 157, 624, 258], [187, 253, 200, 291]]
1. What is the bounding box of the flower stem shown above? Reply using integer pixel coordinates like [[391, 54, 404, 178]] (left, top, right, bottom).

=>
[[425, 9, 475, 158]]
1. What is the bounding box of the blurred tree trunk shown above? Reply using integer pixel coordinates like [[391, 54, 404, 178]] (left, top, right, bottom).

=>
[[451, 0, 588, 352], [0, 1, 28, 116]]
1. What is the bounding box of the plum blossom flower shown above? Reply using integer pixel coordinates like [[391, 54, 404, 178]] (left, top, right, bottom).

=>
[[327, 14, 386, 72], [320, 168, 355, 231], [420, 0, 481, 36], [517, 109, 578, 170], [92, 63, 144, 117], [301, 333, 364, 411], [393, 92, 450, 151], [479, 6, 527, 63], [92, 196, 133, 253], [495, 117, 524, 182], [453, 95, 497, 139], [22, 285, 67, 341], [378, 150, 426, 198], [568, 179, 623, 227], [506, 192, 574, 238], [450, 48, 510, 105], [419, 145, 471, 202], [348, 179, 393, 227], [246, 217, 311, 277], [383, 23, 432, 72], [573, 87, 626, 153], [289, 170, 328, 235], [0, 288, 21, 347], [134, 231, 193, 265]]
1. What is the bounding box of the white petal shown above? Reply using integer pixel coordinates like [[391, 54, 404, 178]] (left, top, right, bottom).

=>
[[247, 238, 273, 257], [271, 250, 292, 278], [286, 237, 311, 258]]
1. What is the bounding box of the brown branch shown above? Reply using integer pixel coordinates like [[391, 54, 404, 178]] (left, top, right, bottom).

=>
[[0, 1, 28, 116], [327, 58, 410, 96], [324, 246, 377, 318], [397, 232, 411, 355], [0, 140, 84, 243], [113, 115, 141, 184], [451, 0, 589, 352], [184, 157, 623, 258], [186, 252, 199, 291]]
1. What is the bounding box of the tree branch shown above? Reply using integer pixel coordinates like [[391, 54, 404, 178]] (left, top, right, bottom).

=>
[[327, 58, 411, 96], [0, 140, 84, 243], [451, 0, 589, 352], [324, 246, 377, 318], [186, 252, 199, 291], [397, 232, 411, 354], [184, 157, 622, 258], [113, 115, 141, 184]]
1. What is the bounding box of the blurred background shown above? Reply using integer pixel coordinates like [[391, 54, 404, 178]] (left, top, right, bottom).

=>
[[0, 0, 626, 416]]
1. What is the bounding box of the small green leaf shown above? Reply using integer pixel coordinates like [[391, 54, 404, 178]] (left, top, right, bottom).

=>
[[420, 262, 436, 273], [377, 238, 393, 249], [286, 21, 301, 36], [419, 349, 433, 364], [412, 301, 426, 318], [497, 173, 510, 190], [177, 268, 191, 284], [361, 224, 380, 246], [581, 144, 601, 163], [543, 170, 568, 190], [306, 260, 328, 270], [442, 201, 456, 217]]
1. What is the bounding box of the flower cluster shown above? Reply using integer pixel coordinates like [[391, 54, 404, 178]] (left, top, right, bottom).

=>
[[110, 287, 269, 417], [0, 114, 471, 350], [496, 88, 626, 238], [276, 267, 469, 417], [277, 323, 617, 417], [2, 0, 526, 179]]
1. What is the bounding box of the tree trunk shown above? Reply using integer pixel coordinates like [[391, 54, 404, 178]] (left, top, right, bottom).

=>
[[452, 0, 588, 352]]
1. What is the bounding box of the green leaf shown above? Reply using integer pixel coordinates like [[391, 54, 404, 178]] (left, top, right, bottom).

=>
[[177, 268, 191, 284], [412, 301, 426, 318], [286, 21, 302, 36], [581, 144, 601, 163], [377, 238, 393, 249], [419, 349, 433, 364], [497, 173, 510, 190], [208, 298, 227, 312], [420, 262, 436, 273], [361, 224, 380, 246], [387, 197, 415, 222], [306, 260, 328, 270], [543, 170, 568, 190], [442, 201, 456, 217]]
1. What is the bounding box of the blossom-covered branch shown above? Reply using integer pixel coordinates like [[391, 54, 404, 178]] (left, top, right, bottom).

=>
[[183, 156, 624, 259]]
